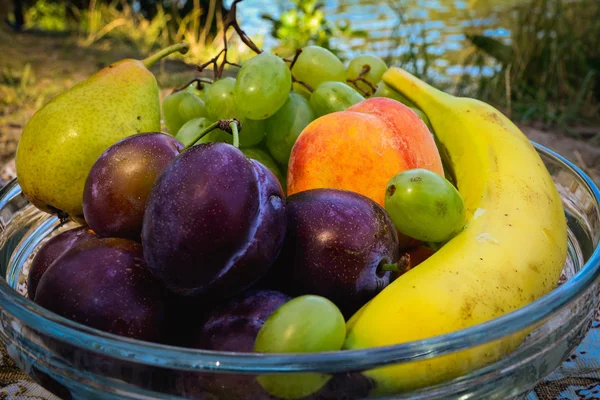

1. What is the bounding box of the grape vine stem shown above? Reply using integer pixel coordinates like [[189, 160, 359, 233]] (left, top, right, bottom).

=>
[[347, 64, 378, 97], [172, 77, 214, 94], [288, 48, 314, 93], [197, 0, 262, 80]]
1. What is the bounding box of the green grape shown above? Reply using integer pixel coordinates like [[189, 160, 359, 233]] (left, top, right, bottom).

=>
[[205, 77, 237, 121], [234, 53, 292, 120], [238, 118, 266, 148], [384, 169, 466, 243], [185, 81, 212, 100], [409, 107, 434, 132], [255, 295, 346, 399], [241, 147, 285, 187], [309, 81, 364, 117], [346, 55, 388, 95], [204, 77, 265, 147], [162, 91, 208, 135], [293, 46, 346, 90], [292, 82, 312, 99], [373, 81, 415, 107], [266, 92, 315, 166], [175, 117, 215, 147]]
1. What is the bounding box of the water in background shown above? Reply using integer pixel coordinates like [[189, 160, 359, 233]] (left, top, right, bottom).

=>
[[231, 0, 514, 85]]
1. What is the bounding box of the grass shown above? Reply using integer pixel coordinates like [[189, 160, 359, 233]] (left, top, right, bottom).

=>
[[458, 0, 600, 129]]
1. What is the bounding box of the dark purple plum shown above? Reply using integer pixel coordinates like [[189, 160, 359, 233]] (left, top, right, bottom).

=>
[[34, 238, 169, 343], [194, 289, 290, 351], [177, 290, 291, 400], [27, 226, 97, 300], [141, 142, 286, 299], [273, 188, 400, 318], [83, 132, 184, 240]]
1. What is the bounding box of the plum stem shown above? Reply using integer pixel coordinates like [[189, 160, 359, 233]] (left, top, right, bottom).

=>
[[378, 254, 410, 274], [182, 118, 242, 150], [379, 263, 400, 272]]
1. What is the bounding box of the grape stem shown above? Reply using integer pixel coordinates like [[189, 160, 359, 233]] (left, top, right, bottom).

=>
[[171, 77, 214, 94], [288, 48, 314, 93], [347, 64, 378, 97], [197, 0, 262, 80], [182, 118, 243, 151], [289, 48, 302, 70]]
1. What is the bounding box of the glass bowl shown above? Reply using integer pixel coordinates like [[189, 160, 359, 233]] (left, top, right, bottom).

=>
[[0, 142, 599, 400]]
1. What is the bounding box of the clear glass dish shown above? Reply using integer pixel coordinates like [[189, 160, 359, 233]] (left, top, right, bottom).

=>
[[0, 142, 599, 400]]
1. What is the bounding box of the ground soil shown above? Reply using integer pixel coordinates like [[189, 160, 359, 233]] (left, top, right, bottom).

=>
[[1, 27, 599, 185]]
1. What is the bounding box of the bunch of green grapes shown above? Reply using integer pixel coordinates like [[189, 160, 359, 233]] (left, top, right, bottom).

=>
[[162, 45, 433, 190]]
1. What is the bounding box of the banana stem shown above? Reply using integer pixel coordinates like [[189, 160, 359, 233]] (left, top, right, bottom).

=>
[[142, 42, 190, 68], [182, 118, 242, 151]]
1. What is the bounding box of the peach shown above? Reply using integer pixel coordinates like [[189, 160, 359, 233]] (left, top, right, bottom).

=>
[[287, 97, 444, 208]]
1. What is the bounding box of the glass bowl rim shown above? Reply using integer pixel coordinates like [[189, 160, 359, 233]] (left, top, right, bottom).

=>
[[0, 142, 599, 374]]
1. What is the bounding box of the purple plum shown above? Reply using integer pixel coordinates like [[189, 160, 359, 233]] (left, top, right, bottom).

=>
[[194, 289, 291, 351], [83, 132, 183, 240], [273, 188, 400, 318], [141, 142, 286, 299], [34, 238, 169, 343], [27, 226, 97, 300]]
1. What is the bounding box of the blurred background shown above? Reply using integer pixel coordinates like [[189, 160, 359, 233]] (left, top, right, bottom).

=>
[[0, 0, 598, 180]]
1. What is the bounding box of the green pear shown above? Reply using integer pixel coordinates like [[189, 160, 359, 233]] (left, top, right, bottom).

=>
[[16, 42, 189, 222]]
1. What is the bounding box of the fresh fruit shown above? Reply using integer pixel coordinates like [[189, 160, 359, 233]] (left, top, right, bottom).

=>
[[344, 67, 568, 393], [16, 43, 189, 222], [373, 81, 414, 106], [205, 77, 237, 121], [180, 290, 290, 400], [384, 168, 466, 243], [272, 188, 399, 317], [204, 77, 266, 147], [185, 80, 211, 99], [241, 147, 285, 188], [27, 226, 97, 300], [266, 92, 316, 166], [255, 295, 346, 399], [34, 238, 169, 343], [162, 90, 209, 135], [309, 81, 365, 117], [194, 289, 291, 352], [292, 82, 312, 99], [287, 97, 444, 208], [175, 117, 216, 147], [83, 133, 184, 240], [346, 55, 388, 95], [142, 130, 286, 298], [238, 118, 267, 147], [410, 107, 434, 132], [292, 45, 346, 90], [234, 52, 292, 120]]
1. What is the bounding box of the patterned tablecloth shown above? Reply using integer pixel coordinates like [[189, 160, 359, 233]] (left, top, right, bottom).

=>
[[0, 164, 598, 400]]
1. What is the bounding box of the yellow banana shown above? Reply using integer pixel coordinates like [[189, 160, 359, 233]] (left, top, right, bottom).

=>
[[344, 68, 568, 394]]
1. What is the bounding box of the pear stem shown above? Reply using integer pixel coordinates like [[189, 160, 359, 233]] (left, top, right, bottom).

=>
[[142, 42, 190, 68], [182, 118, 242, 150]]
